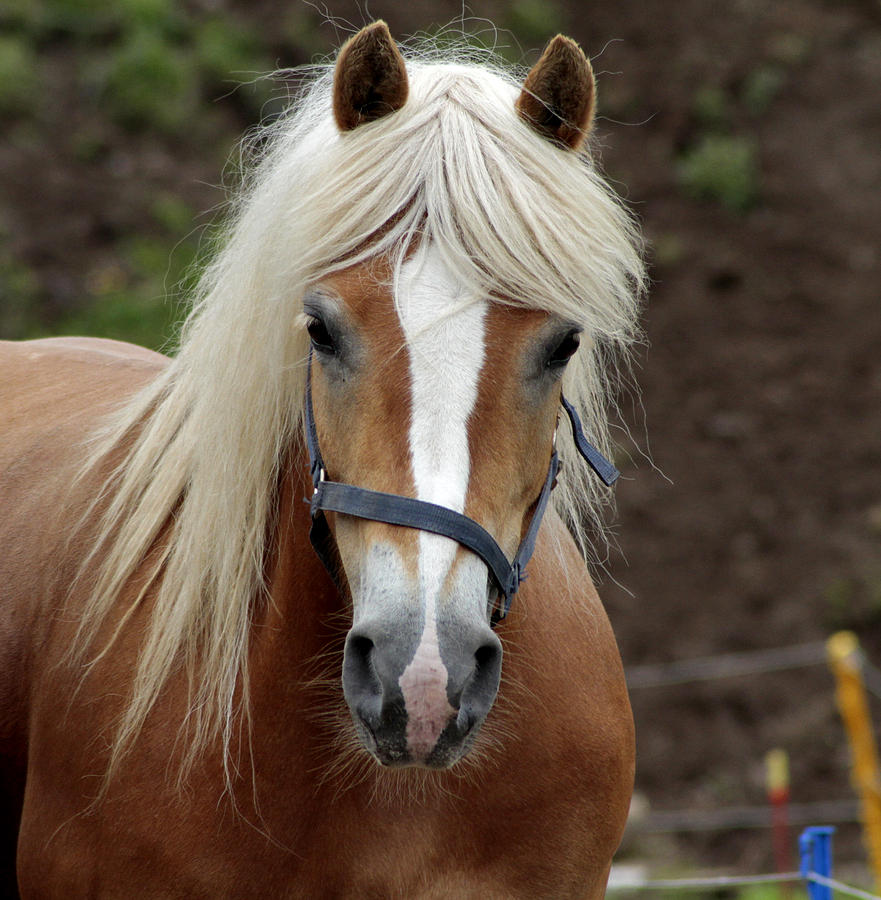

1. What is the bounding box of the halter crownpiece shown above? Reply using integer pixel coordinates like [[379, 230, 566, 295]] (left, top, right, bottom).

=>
[[303, 350, 618, 624]]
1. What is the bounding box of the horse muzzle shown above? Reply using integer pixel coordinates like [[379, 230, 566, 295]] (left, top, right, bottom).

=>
[[342, 615, 502, 768]]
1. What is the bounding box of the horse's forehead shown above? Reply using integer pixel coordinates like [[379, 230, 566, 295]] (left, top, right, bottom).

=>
[[321, 259, 397, 325], [321, 257, 548, 348]]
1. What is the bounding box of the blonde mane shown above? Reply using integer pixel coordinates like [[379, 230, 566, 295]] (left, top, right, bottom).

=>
[[74, 45, 645, 783]]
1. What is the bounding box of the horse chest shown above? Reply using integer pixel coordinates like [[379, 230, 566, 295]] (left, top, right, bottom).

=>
[[19, 790, 604, 899]]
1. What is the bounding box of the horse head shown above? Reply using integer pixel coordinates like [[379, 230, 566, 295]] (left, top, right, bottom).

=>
[[63, 19, 641, 797], [306, 23, 599, 769]]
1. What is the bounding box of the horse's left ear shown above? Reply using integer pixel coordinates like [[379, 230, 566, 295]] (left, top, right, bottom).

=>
[[516, 35, 595, 151], [333, 21, 409, 132]]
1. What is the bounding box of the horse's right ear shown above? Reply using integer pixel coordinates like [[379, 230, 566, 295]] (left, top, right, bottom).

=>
[[333, 21, 409, 132]]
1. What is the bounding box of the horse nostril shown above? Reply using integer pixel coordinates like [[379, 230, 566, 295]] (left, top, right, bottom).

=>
[[346, 633, 375, 682], [343, 630, 388, 736], [474, 640, 500, 676], [456, 634, 502, 733]]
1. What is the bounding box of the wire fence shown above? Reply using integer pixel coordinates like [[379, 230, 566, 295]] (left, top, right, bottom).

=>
[[609, 871, 880, 899], [624, 638, 881, 703], [625, 641, 829, 690], [608, 870, 801, 892], [617, 638, 881, 895], [808, 871, 881, 900], [609, 828, 881, 897], [637, 799, 860, 833]]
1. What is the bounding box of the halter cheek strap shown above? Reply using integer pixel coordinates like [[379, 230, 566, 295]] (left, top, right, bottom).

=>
[[303, 350, 618, 624]]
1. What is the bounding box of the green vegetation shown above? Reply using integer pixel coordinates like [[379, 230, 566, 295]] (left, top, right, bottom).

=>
[[193, 16, 274, 115], [0, 0, 279, 349], [0, 0, 41, 30], [2, 0, 275, 136], [32, 0, 185, 40], [738, 885, 807, 900], [675, 32, 811, 215], [0, 36, 40, 116], [52, 287, 181, 352], [678, 76, 764, 214], [102, 29, 201, 133], [504, 0, 566, 50], [150, 193, 196, 235], [49, 231, 198, 351], [195, 17, 263, 82], [741, 66, 787, 116], [651, 233, 686, 268], [280, 8, 327, 60], [0, 234, 41, 338], [692, 85, 730, 132], [112, 0, 177, 30], [678, 134, 759, 213]]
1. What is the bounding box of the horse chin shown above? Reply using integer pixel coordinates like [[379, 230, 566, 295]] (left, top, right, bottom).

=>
[[369, 744, 472, 771], [352, 711, 483, 770]]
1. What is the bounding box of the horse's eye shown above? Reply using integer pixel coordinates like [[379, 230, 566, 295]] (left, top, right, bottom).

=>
[[546, 329, 581, 368], [306, 316, 337, 355]]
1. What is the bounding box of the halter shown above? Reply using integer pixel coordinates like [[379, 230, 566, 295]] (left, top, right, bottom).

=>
[[304, 350, 618, 625]]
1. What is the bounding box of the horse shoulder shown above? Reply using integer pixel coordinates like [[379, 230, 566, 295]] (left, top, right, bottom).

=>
[[0, 336, 167, 569], [0, 336, 168, 660], [0, 338, 168, 877], [0, 337, 164, 458]]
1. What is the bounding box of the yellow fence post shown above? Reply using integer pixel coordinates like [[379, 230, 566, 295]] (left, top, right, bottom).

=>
[[827, 630, 881, 891]]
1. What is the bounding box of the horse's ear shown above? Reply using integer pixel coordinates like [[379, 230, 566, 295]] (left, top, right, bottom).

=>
[[333, 21, 409, 132], [516, 35, 595, 151]]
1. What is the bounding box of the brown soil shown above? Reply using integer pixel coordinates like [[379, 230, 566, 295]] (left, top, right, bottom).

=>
[[2, 0, 880, 877], [583, 0, 881, 873]]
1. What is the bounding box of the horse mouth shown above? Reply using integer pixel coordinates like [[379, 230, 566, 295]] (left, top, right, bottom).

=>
[[353, 708, 482, 769]]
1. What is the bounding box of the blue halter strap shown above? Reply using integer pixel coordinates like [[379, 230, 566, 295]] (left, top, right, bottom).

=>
[[304, 350, 618, 624]]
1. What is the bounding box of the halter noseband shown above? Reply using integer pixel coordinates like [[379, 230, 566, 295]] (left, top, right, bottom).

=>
[[304, 350, 618, 625]]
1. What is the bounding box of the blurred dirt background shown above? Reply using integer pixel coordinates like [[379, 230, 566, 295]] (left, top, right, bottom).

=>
[[2, 0, 879, 881]]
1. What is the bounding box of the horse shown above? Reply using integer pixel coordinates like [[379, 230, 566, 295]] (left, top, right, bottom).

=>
[[0, 22, 644, 897]]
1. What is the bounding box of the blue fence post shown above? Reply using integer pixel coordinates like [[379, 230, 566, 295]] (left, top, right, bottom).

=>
[[799, 826, 835, 900]]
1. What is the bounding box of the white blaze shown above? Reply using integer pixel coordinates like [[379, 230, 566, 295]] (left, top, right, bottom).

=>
[[395, 245, 488, 757]]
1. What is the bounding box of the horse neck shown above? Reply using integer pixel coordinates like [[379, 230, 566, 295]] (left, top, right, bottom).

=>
[[249, 445, 344, 686]]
